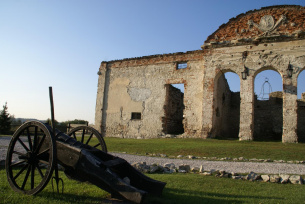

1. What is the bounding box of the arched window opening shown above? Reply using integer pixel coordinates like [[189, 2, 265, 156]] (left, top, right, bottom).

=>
[[212, 71, 240, 139], [254, 70, 283, 141], [255, 70, 282, 100], [297, 71, 305, 99], [297, 70, 305, 142]]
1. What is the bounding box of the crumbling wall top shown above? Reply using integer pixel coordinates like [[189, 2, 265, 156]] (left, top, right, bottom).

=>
[[100, 50, 205, 69], [203, 5, 305, 49]]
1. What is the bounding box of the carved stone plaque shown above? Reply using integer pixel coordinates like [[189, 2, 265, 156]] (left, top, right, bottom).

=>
[[248, 14, 287, 35], [259, 15, 275, 32]]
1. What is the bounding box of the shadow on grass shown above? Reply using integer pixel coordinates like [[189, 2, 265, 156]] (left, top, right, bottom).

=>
[[37, 192, 128, 204], [145, 188, 282, 204]]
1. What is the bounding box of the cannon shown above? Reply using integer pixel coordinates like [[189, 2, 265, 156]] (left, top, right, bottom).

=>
[[6, 121, 166, 203], [5, 88, 166, 204]]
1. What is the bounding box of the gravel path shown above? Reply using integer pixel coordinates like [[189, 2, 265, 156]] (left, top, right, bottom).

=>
[[1, 136, 305, 175], [0, 137, 11, 163]]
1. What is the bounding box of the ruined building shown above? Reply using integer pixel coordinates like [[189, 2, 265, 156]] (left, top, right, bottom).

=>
[[95, 5, 305, 143]]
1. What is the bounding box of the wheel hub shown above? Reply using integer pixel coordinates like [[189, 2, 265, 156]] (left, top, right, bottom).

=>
[[26, 151, 38, 165]]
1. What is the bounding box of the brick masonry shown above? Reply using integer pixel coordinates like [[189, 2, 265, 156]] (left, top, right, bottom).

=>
[[95, 5, 305, 143]]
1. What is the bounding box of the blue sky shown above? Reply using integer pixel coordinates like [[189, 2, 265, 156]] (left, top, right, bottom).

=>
[[1, 1, 305, 124]]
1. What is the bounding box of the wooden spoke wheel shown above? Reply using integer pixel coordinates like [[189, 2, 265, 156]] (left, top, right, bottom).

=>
[[6, 121, 56, 195], [67, 126, 107, 152]]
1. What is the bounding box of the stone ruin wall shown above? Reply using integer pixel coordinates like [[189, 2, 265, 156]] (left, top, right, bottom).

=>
[[212, 87, 305, 141], [95, 51, 205, 138], [95, 5, 305, 143], [201, 39, 305, 143], [95, 41, 305, 141]]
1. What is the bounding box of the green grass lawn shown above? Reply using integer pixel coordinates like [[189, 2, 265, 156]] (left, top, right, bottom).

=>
[[2, 136, 305, 203], [149, 174, 305, 204], [2, 134, 305, 161], [104, 137, 305, 161], [1, 167, 305, 204], [0, 168, 109, 204]]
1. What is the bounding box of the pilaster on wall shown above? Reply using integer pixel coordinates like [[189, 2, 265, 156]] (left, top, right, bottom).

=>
[[239, 75, 254, 141], [282, 77, 298, 143], [94, 62, 108, 134], [201, 77, 214, 138]]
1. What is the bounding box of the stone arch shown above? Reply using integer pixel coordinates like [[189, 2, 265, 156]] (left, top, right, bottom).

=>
[[253, 66, 283, 79], [297, 68, 305, 142], [253, 67, 283, 141], [212, 69, 240, 139], [254, 66, 283, 100]]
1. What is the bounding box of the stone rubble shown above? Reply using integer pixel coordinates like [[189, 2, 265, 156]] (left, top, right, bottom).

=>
[[280, 174, 290, 184], [245, 172, 261, 181], [289, 175, 303, 184], [141, 153, 305, 164], [261, 175, 270, 182], [270, 175, 281, 183], [178, 164, 191, 173], [131, 162, 305, 185], [199, 165, 204, 173]]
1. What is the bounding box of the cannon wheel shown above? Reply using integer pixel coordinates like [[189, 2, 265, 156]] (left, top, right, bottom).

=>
[[67, 126, 107, 152], [6, 121, 56, 195]]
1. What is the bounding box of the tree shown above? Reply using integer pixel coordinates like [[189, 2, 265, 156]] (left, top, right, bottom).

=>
[[61, 119, 88, 126], [45, 118, 59, 127], [0, 102, 12, 134]]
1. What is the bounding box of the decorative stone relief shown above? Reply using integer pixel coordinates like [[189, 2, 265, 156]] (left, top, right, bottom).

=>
[[259, 15, 275, 32], [248, 15, 287, 35]]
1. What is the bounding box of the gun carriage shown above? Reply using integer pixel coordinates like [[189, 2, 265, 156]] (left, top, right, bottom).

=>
[[5, 88, 166, 204]]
